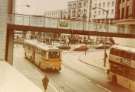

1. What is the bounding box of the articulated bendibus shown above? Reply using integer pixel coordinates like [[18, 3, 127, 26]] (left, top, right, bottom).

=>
[[23, 39, 61, 71], [108, 45, 135, 91]]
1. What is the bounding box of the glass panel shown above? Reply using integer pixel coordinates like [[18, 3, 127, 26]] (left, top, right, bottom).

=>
[[48, 51, 60, 58]]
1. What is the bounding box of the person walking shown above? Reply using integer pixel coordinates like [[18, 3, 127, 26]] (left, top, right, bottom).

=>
[[42, 75, 49, 92]]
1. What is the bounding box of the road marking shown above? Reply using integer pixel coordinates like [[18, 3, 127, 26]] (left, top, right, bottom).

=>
[[96, 84, 111, 92], [49, 83, 59, 92]]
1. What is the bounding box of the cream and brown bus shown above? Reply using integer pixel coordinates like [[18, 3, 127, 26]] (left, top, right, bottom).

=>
[[24, 39, 61, 71], [108, 45, 135, 91]]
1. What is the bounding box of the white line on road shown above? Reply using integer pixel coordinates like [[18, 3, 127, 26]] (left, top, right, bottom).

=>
[[96, 84, 111, 92], [49, 83, 59, 92]]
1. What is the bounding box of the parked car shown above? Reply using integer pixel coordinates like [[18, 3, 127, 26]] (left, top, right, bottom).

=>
[[73, 45, 88, 51], [58, 44, 71, 50], [95, 43, 111, 49]]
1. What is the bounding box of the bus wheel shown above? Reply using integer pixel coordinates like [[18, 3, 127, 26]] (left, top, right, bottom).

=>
[[59, 67, 61, 71]]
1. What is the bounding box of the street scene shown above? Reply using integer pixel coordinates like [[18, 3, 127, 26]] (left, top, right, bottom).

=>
[[0, 0, 135, 92], [13, 43, 130, 92], [12, 0, 135, 91]]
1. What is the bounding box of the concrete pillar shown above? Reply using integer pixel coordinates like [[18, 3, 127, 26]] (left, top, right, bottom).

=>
[[6, 27, 14, 64], [0, 0, 8, 61]]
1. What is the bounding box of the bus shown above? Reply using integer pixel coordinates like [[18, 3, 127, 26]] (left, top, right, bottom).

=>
[[23, 39, 61, 71], [108, 45, 135, 91]]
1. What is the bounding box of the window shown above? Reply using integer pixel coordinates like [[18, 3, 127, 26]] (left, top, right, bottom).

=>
[[94, 11, 96, 14], [79, 3, 81, 7], [121, 0, 124, 3], [98, 11, 101, 15], [126, 6, 129, 18], [49, 51, 60, 58], [99, 3, 101, 7], [84, 2, 86, 6], [95, 3, 97, 7], [112, 9, 114, 14], [103, 2, 105, 7], [107, 2, 110, 7], [112, 1, 114, 7], [121, 8, 124, 19], [103, 11, 104, 14]]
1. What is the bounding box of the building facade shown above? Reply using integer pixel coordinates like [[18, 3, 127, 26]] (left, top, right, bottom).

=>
[[68, 0, 115, 23], [91, 0, 116, 23], [115, 0, 135, 20], [115, 0, 135, 32], [68, 0, 77, 20], [68, 0, 92, 21], [44, 9, 68, 19], [114, 0, 135, 48]]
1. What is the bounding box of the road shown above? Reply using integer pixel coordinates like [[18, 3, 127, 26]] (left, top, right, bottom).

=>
[[13, 44, 131, 92]]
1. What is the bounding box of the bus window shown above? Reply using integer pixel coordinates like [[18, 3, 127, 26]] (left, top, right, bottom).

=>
[[41, 50, 46, 56], [48, 51, 60, 58]]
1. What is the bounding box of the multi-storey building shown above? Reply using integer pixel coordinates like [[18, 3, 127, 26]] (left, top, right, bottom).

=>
[[68, 0, 92, 21], [114, 0, 135, 48], [68, 0, 77, 19], [68, 0, 115, 23], [115, 0, 135, 31], [44, 9, 68, 19], [91, 0, 116, 23]]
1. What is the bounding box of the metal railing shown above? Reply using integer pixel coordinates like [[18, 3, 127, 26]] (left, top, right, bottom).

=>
[[8, 13, 134, 34]]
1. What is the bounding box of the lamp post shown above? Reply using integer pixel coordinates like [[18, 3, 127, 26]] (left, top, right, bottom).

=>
[[82, 12, 87, 31], [92, 7, 109, 67]]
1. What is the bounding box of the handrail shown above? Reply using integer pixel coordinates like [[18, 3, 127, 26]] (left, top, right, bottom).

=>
[[7, 13, 135, 34], [12, 13, 115, 23]]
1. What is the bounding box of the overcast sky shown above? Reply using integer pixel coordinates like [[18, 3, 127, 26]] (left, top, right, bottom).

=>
[[15, 0, 72, 15]]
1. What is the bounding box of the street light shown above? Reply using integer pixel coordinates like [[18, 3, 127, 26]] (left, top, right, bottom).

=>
[[82, 13, 87, 31], [92, 7, 109, 67]]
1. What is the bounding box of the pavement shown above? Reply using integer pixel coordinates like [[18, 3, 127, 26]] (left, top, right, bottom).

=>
[[13, 44, 131, 92], [13, 44, 107, 92], [78, 49, 107, 70], [13, 44, 58, 92]]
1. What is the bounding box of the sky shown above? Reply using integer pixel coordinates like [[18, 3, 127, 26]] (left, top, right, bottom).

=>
[[15, 0, 73, 15]]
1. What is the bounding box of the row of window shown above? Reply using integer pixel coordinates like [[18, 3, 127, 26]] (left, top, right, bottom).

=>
[[121, 0, 130, 3], [94, 1, 115, 8], [120, 5, 131, 19], [93, 9, 114, 17], [69, 1, 87, 9]]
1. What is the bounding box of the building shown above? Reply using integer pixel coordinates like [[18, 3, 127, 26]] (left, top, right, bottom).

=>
[[113, 0, 135, 48], [44, 9, 68, 19], [91, 0, 116, 23], [68, 0, 92, 21], [68, 0, 77, 20], [115, 0, 135, 32], [67, 0, 116, 23]]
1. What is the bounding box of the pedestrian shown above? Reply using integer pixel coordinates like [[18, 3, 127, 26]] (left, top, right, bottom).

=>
[[104, 52, 108, 67], [42, 75, 49, 92]]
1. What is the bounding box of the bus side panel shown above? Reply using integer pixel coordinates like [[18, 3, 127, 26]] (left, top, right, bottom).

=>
[[35, 51, 41, 66]]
